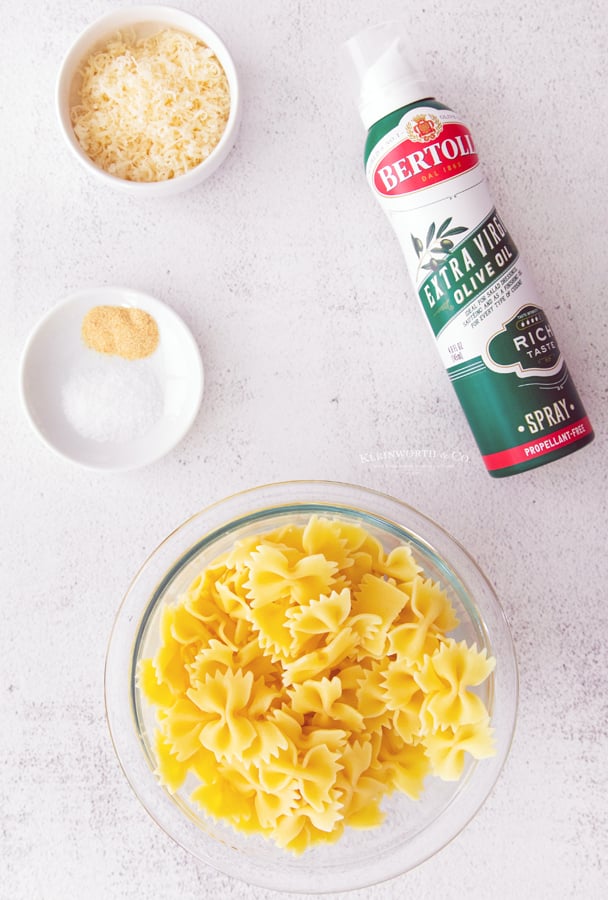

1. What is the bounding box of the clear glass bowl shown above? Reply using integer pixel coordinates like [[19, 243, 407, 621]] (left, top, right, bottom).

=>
[[105, 481, 517, 893]]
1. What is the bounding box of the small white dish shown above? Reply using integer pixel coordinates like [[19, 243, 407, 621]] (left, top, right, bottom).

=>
[[19, 287, 204, 471], [56, 6, 241, 196]]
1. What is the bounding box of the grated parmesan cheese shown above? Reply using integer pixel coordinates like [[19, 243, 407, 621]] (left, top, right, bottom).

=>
[[71, 28, 231, 182]]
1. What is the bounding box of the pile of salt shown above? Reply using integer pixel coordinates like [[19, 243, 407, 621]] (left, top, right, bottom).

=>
[[62, 356, 162, 443]]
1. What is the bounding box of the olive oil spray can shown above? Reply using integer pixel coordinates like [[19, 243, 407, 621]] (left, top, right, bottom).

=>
[[345, 22, 594, 477]]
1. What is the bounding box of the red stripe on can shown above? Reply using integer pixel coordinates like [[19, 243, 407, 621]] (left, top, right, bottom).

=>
[[483, 416, 593, 472]]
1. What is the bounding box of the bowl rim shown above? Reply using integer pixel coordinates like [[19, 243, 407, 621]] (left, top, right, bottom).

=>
[[105, 480, 519, 892], [55, 5, 241, 195]]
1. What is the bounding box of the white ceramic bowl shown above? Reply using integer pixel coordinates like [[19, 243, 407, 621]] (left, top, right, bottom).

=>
[[56, 6, 241, 195], [19, 286, 204, 470], [105, 481, 518, 892]]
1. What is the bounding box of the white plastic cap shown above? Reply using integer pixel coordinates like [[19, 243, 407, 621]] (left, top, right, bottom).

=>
[[344, 22, 433, 129]]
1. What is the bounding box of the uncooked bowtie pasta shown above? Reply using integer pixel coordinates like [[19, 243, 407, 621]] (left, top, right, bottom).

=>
[[139, 516, 495, 853]]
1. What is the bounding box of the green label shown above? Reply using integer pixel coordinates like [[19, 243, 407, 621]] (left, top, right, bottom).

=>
[[447, 357, 592, 474], [487, 305, 561, 373], [417, 210, 519, 337]]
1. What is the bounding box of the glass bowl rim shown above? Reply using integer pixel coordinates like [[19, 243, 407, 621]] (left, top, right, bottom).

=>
[[104, 479, 519, 893]]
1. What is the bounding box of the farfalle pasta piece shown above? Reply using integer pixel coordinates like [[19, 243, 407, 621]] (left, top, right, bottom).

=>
[[340, 772, 386, 828], [388, 576, 458, 663], [347, 611, 385, 660], [255, 779, 300, 829], [339, 736, 373, 788], [286, 588, 351, 639], [181, 560, 226, 606], [214, 578, 252, 620], [187, 639, 234, 684], [254, 739, 299, 793], [153, 730, 190, 792], [296, 744, 343, 812], [376, 545, 422, 582], [283, 627, 359, 684], [423, 718, 495, 780], [224, 534, 271, 569], [233, 635, 283, 684], [249, 595, 294, 657], [212, 755, 300, 833], [138, 657, 175, 708], [161, 696, 210, 761], [350, 574, 408, 657], [378, 736, 430, 800], [337, 738, 387, 828], [247, 720, 290, 764], [354, 663, 392, 733], [183, 567, 229, 620], [245, 544, 338, 607], [351, 573, 408, 622], [155, 615, 192, 694], [187, 669, 261, 760], [289, 677, 364, 732], [169, 602, 212, 645], [273, 802, 345, 853], [191, 766, 258, 828], [139, 515, 497, 854], [301, 516, 354, 571], [415, 639, 496, 731], [381, 661, 425, 743], [299, 725, 349, 753]]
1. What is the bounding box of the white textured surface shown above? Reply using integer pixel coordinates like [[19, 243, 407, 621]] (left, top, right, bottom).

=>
[[1, 1, 607, 898]]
